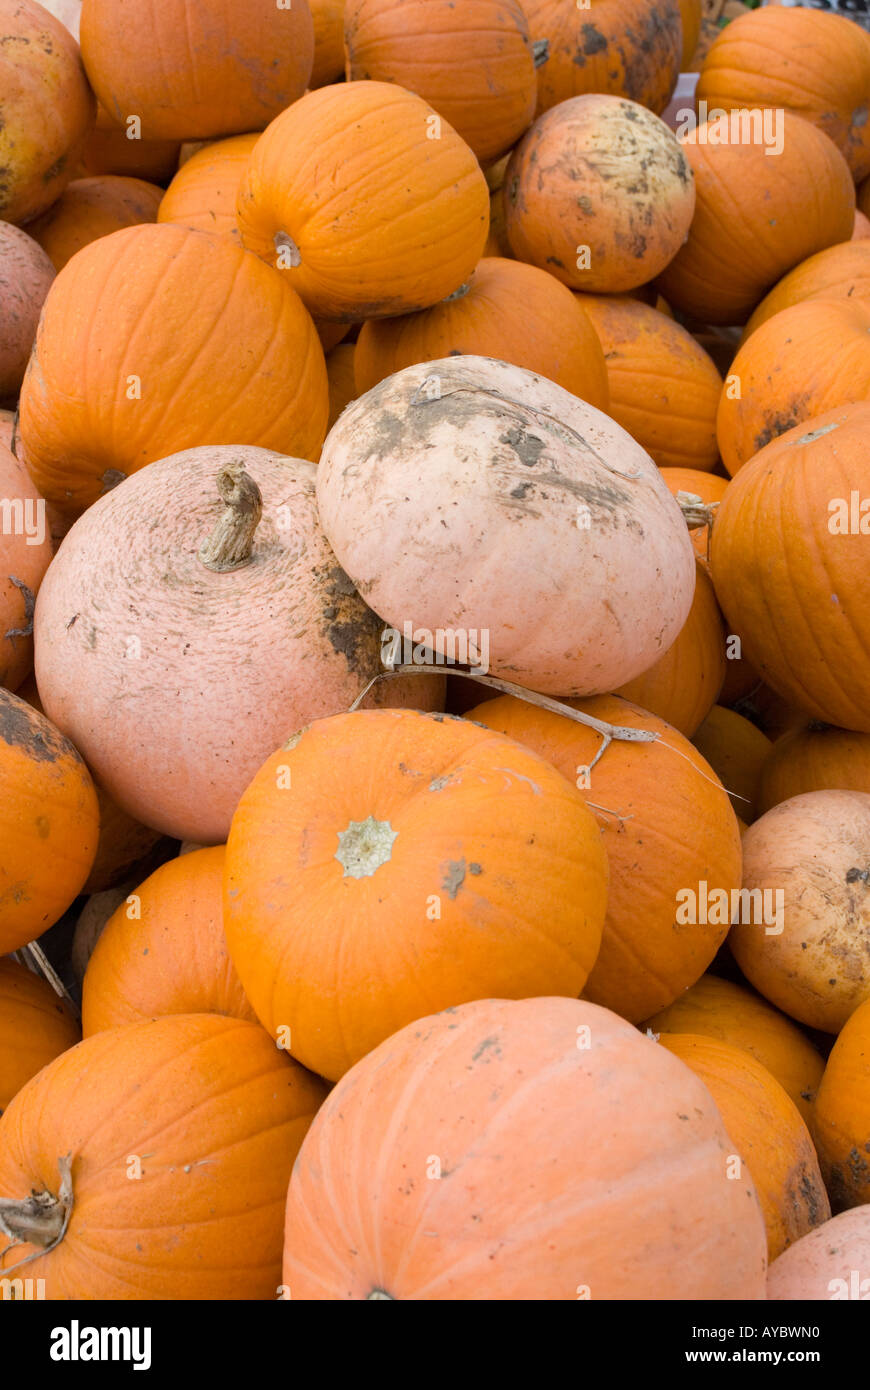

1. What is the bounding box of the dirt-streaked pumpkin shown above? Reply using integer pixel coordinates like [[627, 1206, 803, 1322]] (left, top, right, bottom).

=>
[[0, 959, 80, 1116], [741, 243, 870, 343], [26, 175, 163, 272], [760, 724, 870, 816], [0, 224, 55, 400], [158, 135, 259, 243], [0, 443, 53, 692], [767, 1208, 870, 1300], [692, 705, 773, 822], [812, 998, 870, 1211]]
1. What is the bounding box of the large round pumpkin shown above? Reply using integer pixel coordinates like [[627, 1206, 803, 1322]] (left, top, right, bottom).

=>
[[79, 0, 314, 142], [692, 705, 773, 823], [225, 709, 608, 1083], [0, 224, 55, 401], [282, 996, 767, 1299], [760, 724, 870, 816], [467, 693, 742, 1022], [237, 82, 490, 321], [158, 135, 259, 243], [504, 96, 695, 294], [657, 113, 855, 325], [316, 355, 696, 697], [0, 959, 80, 1116], [25, 175, 163, 272], [0, 0, 95, 225], [741, 242, 870, 343], [576, 296, 721, 470], [0, 1014, 327, 1298], [730, 791, 870, 1034], [657, 1033, 830, 1260], [813, 998, 870, 1212], [0, 688, 99, 955], [0, 442, 53, 692], [354, 258, 609, 408], [18, 223, 328, 518], [711, 404, 870, 728], [768, 1209, 870, 1301], [34, 446, 444, 844]]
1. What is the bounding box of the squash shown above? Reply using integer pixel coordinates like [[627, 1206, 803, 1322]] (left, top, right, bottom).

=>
[[344, 0, 537, 166], [760, 724, 870, 816], [79, 0, 314, 142], [657, 1033, 830, 1260], [692, 705, 773, 822], [316, 355, 696, 697], [658, 467, 728, 564], [0, 959, 80, 1116], [34, 446, 445, 845], [0, 1014, 328, 1298], [742, 242, 870, 343], [310, 0, 345, 88], [0, 224, 55, 401], [657, 113, 855, 325], [813, 998, 870, 1211], [768, 1209, 870, 1300], [158, 135, 259, 244], [0, 443, 53, 692], [38, 0, 81, 36], [0, 0, 95, 225], [679, 0, 702, 67], [79, 104, 180, 183], [711, 404, 870, 729], [697, 7, 870, 181], [237, 82, 489, 321], [324, 344, 358, 435], [504, 96, 695, 294], [731, 790, 870, 1035], [354, 258, 609, 408], [82, 848, 255, 1035], [644, 973, 824, 1124], [576, 296, 721, 470], [0, 687, 99, 954], [19, 223, 328, 518], [282, 996, 767, 1299], [467, 693, 741, 1022], [71, 885, 129, 982], [26, 175, 163, 272], [523, 0, 683, 117]]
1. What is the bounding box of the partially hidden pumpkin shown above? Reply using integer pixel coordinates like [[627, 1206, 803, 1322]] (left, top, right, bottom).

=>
[[0, 442, 53, 692], [768, 1208, 870, 1300], [324, 344, 358, 435], [812, 997, 870, 1211], [0, 224, 55, 400], [679, 0, 702, 68], [26, 175, 163, 272], [0, 959, 80, 1116], [78, 104, 180, 183], [309, 0, 345, 88], [742, 242, 870, 343], [692, 705, 773, 822], [158, 135, 259, 244], [853, 211, 870, 241], [659, 467, 729, 564], [760, 724, 870, 816]]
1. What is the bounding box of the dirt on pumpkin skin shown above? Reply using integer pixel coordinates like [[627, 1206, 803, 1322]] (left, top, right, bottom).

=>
[[0, 689, 80, 764]]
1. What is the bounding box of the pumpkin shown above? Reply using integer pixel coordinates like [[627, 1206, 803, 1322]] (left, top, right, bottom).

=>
[[483, 184, 513, 258], [324, 344, 357, 434], [657, 114, 855, 325], [813, 997, 870, 1211], [79, 0, 314, 142], [79, 104, 181, 183], [760, 724, 870, 816], [730, 790, 870, 1035], [504, 96, 695, 294], [576, 296, 721, 470], [158, 135, 259, 244], [282, 996, 767, 1299], [0, 0, 95, 225], [719, 647, 761, 708], [735, 683, 809, 743], [18, 223, 328, 518], [225, 708, 608, 1083], [34, 447, 445, 844], [696, 7, 870, 182], [0, 224, 55, 400], [237, 82, 489, 322], [316, 356, 696, 696], [692, 705, 773, 822], [679, 0, 702, 67], [741, 242, 870, 343], [0, 959, 80, 1116], [711, 405, 870, 728], [643, 973, 825, 1124], [82, 848, 255, 1035], [523, 0, 683, 117], [0, 1014, 328, 1298], [26, 175, 163, 272], [344, 0, 538, 166], [614, 561, 726, 739], [853, 211, 870, 242], [38, 0, 81, 36], [72, 885, 129, 982], [468, 693, 742, 1022], [656, 1033, 829, 1259], [0, 687, 99, 954], [767, 1208, 870, 1300], [659, 467, 728, 563], [354, 258, 609, 408], [0, 444, 53, 692], [310, 0, 345, 88]]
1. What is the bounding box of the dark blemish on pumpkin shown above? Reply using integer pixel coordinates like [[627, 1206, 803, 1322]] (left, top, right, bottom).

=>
[[577, 195, 594, 214], [35, 815, 50, 838], [846, 866, 870, 885], [581, 23, 607, 56], [442, 858, 466, 899], [500, 426, 545, 468], [0, 692, 73, 764], [100, 468, 127, 494], [42, 155, 66, 182], [448, 349, 463, 356], [510, 482, 533, 500], [677, 1114, 689, 1121], [471, 1035, 501, 1062], [469, 863, 482, 875], [429, 774, 449, 790], [572, 49, 586, 68], [545, 256, 566, 269]]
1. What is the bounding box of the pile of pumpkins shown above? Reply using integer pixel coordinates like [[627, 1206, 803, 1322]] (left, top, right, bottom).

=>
[[1, 0, 870, 1302]]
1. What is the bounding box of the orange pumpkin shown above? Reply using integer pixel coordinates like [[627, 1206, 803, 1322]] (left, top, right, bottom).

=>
[[483, 184, 512, 258], [0, 688, 99, 954], [82, 848, 256, 1035], [468, 693, 742, 1022], [225, 708, 609, 1082], [523, 0, 683, 117], [736, 683, 809, 743], [324, 344, 358, 434], [79, 0, 314, 142], [158, 135, 259, 243], [644, 973, 824, 1124], [0, 444, 53, 693], [719, 646, 762, 708], [354, 258, 609, 408], [504, 95, 695, 294], [741, 242, 870, 343], [0, 1014, 328, 1298], [78, 104, 181, 183], [19, 223, 328, 517], [310, 0, 345, 88], [26, 175, 163, 272], [659, 467, 728, 564], [711, 404, 870, 729], [679, 0, 702, 67], [658, 113, 855, 325], [576, 296, 722, 470], [760, 724, 870, 817], [692, 705, 773, 822], [0, 224, 56, 399], [0, 959, 80, 1116], [657, 1033, 830, 1259], [813, 997, 870, 1211]]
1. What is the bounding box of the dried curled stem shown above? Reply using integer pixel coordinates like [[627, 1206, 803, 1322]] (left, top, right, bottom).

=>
[[0, 1154, 74, 1271], [675, 490, 720, 533], [198, 464, 263, 573]]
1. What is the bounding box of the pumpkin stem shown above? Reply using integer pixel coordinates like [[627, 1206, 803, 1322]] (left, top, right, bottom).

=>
[[274, 231, 302, 268], [532, 38, 549, 68], [675, 490, 719, 532], [0, 1154, 74, 1266], [443, 282, 472, 302], [367, 1289, 394, 1300], [198, 464, 263, 573]]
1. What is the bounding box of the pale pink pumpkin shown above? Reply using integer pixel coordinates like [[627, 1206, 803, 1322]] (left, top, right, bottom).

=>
[[34, 446, 444, 843], [0, 224, 55, 400], [767, 1208, 870, 1300], [0, 443, 53, 692]]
